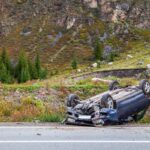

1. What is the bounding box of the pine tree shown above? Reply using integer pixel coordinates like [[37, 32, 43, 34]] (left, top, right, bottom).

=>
[[28, 59, 37, 79], [0, 49, 12, 83], [108, 52, 115, 62], [40, 68, 48, 79], [35, 53, 41, 78], [71, 57, 77, 70], [0, 62, 12, 83], [1, 48, 12, 72], [16, 51, 30, 83], [94, 39, 103, 61]]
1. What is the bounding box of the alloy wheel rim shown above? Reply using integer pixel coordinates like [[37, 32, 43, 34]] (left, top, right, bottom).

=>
[[144, 82, 150, 93], [107, 97, 114, 109]]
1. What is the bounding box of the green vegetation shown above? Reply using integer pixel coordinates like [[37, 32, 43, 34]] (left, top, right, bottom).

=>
[[71, 56, 78, 70], [16, 51, 31, 83], [0, 49, 47, 84], [139, 116, 150, 124], [38, 114, 63, 122], [94, 39, 103, 61], [0, 49, 12, 83]]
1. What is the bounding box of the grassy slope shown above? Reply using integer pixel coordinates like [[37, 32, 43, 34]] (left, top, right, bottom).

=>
[[101, 41, 150, 70]]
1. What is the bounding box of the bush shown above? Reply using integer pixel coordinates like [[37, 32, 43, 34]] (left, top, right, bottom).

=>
[[0, 101, 13, 117], [107, 51, 119, 62]]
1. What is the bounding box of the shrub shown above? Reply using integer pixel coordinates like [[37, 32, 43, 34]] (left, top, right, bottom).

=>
[[21, 96, 34, 105], [11, 105, 41, 122], [0, 101, 13, 117]]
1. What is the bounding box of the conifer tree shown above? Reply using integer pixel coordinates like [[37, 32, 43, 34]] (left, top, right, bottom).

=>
[[1, 48, 12, 73], [28, 59, 37, 80], [71, 56, 77, 70], [16, 51, 30, 83], [0, 49, 47, 83], [94, 39, 103, 61], [35, 53, 41, 78], [0, 62, 12, 83]]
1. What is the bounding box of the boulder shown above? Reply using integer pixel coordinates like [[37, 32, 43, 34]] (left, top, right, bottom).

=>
[[92, 63, 98, 68]]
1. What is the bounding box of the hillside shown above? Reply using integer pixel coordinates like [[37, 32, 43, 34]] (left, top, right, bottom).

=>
[[0, 0, 150, 72]]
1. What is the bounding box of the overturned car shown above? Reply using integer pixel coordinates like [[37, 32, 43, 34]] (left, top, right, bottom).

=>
[[64, 80, 150, 126]]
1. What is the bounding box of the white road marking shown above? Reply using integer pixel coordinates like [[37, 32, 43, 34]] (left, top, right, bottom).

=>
[[0, 141, 150, 143]]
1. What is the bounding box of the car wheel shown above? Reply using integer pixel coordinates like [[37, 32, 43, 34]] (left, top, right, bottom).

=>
[[101, 94, 115, 109], [67, 94, 80, 107], [109, 80, 120, 91], [139, 80, 150, 95]]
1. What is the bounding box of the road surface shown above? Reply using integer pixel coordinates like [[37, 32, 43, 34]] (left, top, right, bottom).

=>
[[0, 123, 150, 150]]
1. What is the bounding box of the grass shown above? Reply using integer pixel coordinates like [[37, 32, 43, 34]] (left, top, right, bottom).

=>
[[101, 42, 150, 70], [2, 82, 42, 92], [38, 114, 64, 122], [139, 116, 150, 124], [71, 39, 150, 78], [0, 74, 149, 123]]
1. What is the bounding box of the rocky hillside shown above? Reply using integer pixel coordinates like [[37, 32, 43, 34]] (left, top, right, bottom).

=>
[[0, 0, 150, 70]]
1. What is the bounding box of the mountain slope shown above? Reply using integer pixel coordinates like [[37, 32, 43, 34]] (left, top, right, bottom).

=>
[[0, 0, 150, 71]]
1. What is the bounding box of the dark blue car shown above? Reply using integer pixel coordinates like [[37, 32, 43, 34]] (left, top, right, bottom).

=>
[[65, 80, 150, 126]]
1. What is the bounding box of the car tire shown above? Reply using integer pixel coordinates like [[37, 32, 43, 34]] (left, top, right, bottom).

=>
[[139, 80, 150, 95], [109, 80, 120, 91], [67, 94, 80, 107], [101, 94, 115, 109]]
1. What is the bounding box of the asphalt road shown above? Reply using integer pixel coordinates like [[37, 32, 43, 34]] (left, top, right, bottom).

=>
[[0, 124, 150, 150]]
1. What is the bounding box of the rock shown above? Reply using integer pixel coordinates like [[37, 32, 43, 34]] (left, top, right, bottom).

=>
[[103, 45, 113, 58], [34, 120, 40, 124], [100, 32, 108, 42], [127, 54, 133, 59], [17, 0, 27, 4], [51, 32, 63, 47], [92, 63, 98, 68], [92, 78, 111, 83], [77, 69, 81, 73], [47, 34, 53, 40], [124, 29, 129, 34], [137, 60, 144, 65], [108, 62, 113, 65], [84, 0, 98, 8], [121, 3, 130, 12], [92, 78, 101, 82], [147, 64, 150, 69], [36, 133, 42, 136], [39, 28, 43, 33], [20, 27, 32, 36], [67, 18, 76, 29], [145, 45, 150, 49]]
